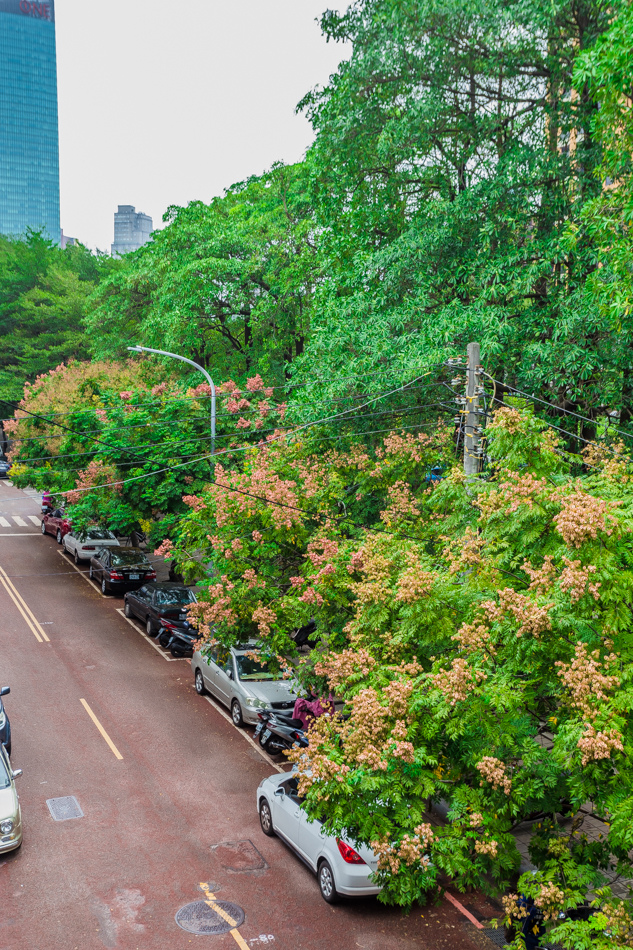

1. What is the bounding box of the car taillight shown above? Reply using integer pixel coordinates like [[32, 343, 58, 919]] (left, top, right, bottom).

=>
[[146, 570, 157, 579], [336, 840, 366, 865], [110, 571, 123, 580], [83, 546, 95, 551]]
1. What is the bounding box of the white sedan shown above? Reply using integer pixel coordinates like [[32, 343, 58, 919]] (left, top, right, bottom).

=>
[[257, 772, 381, 902], [63, 527, 120, 563], [0, 744, 22, 854]]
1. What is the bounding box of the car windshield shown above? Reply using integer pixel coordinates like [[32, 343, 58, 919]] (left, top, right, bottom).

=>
[[235, 654, 275, 681], [0, 755, 11, 790], [155, 589, 196, 606], [85, 528, 116, 541], [110, 550, 149, 566]]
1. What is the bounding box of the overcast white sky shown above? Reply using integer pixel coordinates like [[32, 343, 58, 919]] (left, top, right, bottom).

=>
[[55, 0, 347, 251]]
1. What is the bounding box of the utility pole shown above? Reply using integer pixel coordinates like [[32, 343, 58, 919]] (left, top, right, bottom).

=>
[[464, 342, 482, 476]]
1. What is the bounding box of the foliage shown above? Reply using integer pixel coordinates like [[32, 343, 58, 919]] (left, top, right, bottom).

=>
[[5, 362, 287, 540], [0, 231, 106, 404], [87, 163, 317, 387], [169, 407, 633, 941]]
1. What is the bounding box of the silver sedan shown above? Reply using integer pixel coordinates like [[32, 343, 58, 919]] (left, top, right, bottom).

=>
[[192, 645, 298, 726], [0, 744, 22, 854]]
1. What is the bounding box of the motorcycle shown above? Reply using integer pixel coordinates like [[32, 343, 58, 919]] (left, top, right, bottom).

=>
[[254, 709, 308, 755], [157, 621, 196, 658]]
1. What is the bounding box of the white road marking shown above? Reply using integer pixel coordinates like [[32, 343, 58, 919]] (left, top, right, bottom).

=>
[[201, 693, 284, 774], [12, 516, 27, 526], [115, 608, 186, 662], [0, 533, 40, 537], [28, 516, 41, 526], [0, 518, 10, 528]]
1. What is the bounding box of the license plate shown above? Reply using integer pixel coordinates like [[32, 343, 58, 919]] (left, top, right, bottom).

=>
[[254, 722, 263, 737], [128, 574, 140, 580], [261, 729, 271, 744]]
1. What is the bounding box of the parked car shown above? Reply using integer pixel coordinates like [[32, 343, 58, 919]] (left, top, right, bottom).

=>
[[192, 644, 298, 727], [41, 508, 71, 543], [257, 772, 380, 903], [123, 583, 197, 636], [0, 458, 11, 479], [0, 743, 22, 854], [0, 687, 11, 756], [63, 527, 120, 563], [89, 547, 156, 595]]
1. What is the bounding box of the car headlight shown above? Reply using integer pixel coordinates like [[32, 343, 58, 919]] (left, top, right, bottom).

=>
[[0, 819, 14, 834], [244, 697, 268, 710]]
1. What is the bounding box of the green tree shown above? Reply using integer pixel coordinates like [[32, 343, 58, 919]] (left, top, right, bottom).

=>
[[0, 232, 104, 403], [87, 163, 317, 387]]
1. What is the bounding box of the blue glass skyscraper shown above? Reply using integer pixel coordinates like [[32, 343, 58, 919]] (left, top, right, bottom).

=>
[[0, 0, 60, 243]]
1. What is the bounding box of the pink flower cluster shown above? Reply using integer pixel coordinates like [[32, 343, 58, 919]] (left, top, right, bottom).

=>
[[554, 491, 614, 547], [252, 604, 277, 637], [476, 756, 512, 794], [432, 657, 487, 705]]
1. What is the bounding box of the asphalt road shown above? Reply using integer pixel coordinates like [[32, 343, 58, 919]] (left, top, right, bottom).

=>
[[0, 480, 497, 950]]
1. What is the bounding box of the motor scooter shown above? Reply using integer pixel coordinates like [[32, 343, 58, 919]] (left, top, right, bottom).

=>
[[254, 710, 308, 755], [157, 621, 196, 657]]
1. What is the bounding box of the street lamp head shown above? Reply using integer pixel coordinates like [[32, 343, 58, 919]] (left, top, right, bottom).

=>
[[127, 345, 143, 353]]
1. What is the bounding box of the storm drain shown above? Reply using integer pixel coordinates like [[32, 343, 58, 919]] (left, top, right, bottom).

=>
[[175, 900, 245, 935], [46, 796, 83, 821], [482, 929, 562, 949]]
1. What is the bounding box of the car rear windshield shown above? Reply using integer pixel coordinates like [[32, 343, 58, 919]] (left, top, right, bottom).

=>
[[110, 550, 149, 566], [0, 756, 11, 790], [236, 654, 275, 681], [155, 589, 196, 606], [85, 528, 116, 541]]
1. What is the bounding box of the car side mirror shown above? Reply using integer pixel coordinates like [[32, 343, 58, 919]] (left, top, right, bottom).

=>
[[12, 769, 22, 779], [227, 670, 233, 680], [274, 787, 285, 798], [0, 687, 9, 697]]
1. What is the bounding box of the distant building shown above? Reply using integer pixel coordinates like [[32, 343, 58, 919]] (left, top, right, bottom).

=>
[[0, 0, 61, 243], [111, 205, 152, 256], [60, 230, 76, 249]]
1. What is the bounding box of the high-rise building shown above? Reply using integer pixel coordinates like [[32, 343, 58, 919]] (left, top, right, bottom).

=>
[[111, 205, 153, 256], [0, 0, 61, 243]]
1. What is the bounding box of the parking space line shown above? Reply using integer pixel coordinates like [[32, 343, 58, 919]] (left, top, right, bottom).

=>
[[0, 566, 50, 642], [199, 884, 250, 950], [57, 550, 110, 598], [115, 608, 186, 662], [201, 693, 284, 774], [80, 699, 123, 760]]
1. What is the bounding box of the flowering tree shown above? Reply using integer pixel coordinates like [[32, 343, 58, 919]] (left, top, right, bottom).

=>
[[170, 407, 633, 943]]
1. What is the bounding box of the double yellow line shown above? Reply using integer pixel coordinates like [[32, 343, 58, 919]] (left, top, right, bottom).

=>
[[0, 566, 50, 643]]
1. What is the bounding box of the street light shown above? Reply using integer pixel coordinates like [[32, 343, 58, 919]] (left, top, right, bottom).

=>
[[127, 345, 216, 456]]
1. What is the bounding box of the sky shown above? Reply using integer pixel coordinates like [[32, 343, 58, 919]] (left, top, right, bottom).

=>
[[55, 0, 347, 252]]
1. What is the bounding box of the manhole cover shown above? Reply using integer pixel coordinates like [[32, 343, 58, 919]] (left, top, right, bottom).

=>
[[175, 900, 245, 935], [46, 796, 83, 821]]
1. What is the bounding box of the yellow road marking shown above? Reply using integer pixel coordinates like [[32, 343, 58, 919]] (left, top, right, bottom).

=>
[[80, 699, 123, 760], [0, 566, 50, 642], [199, 883, 250, 949]]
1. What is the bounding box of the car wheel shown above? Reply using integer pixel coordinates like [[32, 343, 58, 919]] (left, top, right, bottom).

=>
[[89, 565, 94, 580], [101, 578, 109, 595], [41, 521, 46, 535], [56, 529, 62, 544], [259, 799, 275, 837], [124, 601, 132, 618], [318, 860, 338, 904], [194, 669, 207, 695], [74, 549, 80, 564], [231, 700, 243, 727], [146, 617, 154, 636], [5, 741, 11, 758]]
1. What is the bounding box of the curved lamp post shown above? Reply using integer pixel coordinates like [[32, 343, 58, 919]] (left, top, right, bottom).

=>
[[127, 345, 216, 456]]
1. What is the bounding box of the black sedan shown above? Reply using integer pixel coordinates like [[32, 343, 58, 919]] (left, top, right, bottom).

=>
[[0, 687, 11, 756], [0, 458, 11, 479], [89, 547, 156, 595], [123, 583, 197, 636]]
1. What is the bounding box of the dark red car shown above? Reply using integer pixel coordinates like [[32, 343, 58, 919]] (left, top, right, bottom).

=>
[[41, 508, 71, 543]]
